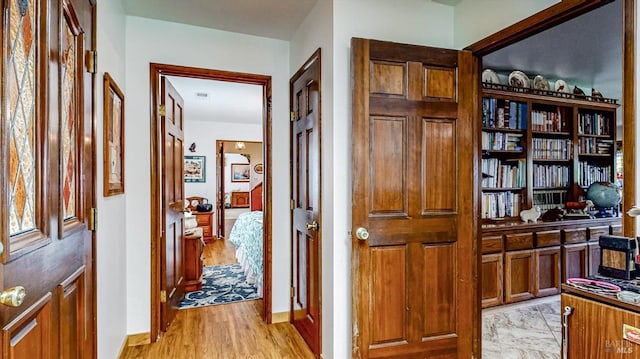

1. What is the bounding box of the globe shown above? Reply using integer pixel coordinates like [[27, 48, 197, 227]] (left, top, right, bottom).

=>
[[586, 182, 621, 217]]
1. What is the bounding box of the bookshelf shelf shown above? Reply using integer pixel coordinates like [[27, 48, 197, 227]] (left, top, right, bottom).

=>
[[481, 83, 618, 221]]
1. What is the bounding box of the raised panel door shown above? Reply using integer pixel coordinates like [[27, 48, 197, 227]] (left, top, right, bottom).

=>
[[505, 250, 534, 303]]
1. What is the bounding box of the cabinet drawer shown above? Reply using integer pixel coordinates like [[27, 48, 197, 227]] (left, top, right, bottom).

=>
[[535, 230, 561, 248], [482, 235, 503, 254], [562, 228, 587, 244], [611, 224, 623, 236], [195, 213, 211, 226], [201, 225, 212, 237], [505, 233, 534, 251], [588, 226, 610, 242]]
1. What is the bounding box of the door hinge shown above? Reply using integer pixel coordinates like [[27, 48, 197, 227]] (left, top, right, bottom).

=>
[[86, 50, 97, 74], [290, 286, 295, 298], [290, 111, 296, 122], [290, 199, 295, 210], [158, 105, 166, 117], [160, 290, 167, 303], [88, 208, 97, 231]]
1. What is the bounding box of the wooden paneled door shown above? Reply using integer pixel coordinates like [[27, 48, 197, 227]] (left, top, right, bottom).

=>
[[0, 0, 96, 357], [216, 142, 225, 239], [351, 38, 478, 358], [160, 77, 186, 331], [291, 49, 322, 356]]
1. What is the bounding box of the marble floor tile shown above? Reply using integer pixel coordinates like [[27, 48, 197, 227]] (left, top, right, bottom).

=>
[[482, 296, 562, 358]]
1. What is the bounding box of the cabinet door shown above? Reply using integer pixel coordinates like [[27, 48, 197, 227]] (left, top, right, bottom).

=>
[[562, 243, 589, 282], [482, 253, 503, 308], [561, 293, 640, 358], [588, 241, 601, 277], [505, 250, 534, 303], [534, 246, 560, 297]]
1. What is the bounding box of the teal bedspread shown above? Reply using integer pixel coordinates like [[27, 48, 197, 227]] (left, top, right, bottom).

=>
[[228, 211, 263, 291]]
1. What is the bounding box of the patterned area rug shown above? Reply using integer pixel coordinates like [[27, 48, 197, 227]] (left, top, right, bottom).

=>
[[180, 264, 261, 309]]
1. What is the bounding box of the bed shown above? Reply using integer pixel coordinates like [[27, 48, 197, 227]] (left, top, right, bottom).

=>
[[228, 211, 263, 293]]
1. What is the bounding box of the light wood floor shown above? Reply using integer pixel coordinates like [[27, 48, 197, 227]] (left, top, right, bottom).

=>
[[120, 239, 314, 359]]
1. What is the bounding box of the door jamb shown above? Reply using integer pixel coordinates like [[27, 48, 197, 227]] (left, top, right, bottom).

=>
[[467, 0, 636, 354], [149, 63, 273, 342]]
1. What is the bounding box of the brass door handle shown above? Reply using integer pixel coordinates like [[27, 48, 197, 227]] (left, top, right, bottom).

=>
[[307, 221, 318, 231], [0, 286, 26, 307], [355, 227, 369, 241]]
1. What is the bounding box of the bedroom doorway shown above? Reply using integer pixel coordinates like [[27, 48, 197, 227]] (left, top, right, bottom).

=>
[[216, 140, 264, 239], [149, 63, 274, 342]]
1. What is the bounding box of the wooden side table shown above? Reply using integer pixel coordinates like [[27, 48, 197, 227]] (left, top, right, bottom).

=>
[[193, 210, 214, 243], [184, 228, 204, 292]]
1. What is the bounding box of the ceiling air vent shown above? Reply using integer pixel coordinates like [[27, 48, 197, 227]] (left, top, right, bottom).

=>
[[195, 92, 209, 100]]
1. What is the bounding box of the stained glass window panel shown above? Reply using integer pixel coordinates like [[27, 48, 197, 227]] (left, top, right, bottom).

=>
[[8, 0, 37, 235], [61, 17, 77, 219]]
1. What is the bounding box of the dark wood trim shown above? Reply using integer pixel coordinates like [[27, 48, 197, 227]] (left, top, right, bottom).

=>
[[465, 0, 615, 56], [149, 63, 273, 341], [623, 0, 636, 237], [90, 3, 97, 358]]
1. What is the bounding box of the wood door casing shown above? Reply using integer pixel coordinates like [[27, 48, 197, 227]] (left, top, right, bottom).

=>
[[0, 0, 96, 356], [291, 49, 321, 357], [217, 142, 225, 239], [160, 77, 186, 331], [351, 38, 477, 358]]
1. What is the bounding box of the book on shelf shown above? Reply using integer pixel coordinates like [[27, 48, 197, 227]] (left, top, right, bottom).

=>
[[578, 162, 612, 186], [579, 138, 614, 154], [531, 106, 569, 132], [532, 138, 571, 160], [482, 191, 521, 219], [482, 158, 526, 188], [483, 98, 527, 130], [533, 189, 567, 211], [482, 131, 523, 151], [578, 111, 611, 136], [532, 164, 570, 187]]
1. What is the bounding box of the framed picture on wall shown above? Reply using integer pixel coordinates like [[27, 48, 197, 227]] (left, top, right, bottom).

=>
[[103, 73, 125, 196], [231, 163, 250, 182], [184, 155, 206, 183]]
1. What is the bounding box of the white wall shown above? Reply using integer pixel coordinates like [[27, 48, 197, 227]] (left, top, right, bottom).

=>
[[453, 0, 559, 49], [124, 16, 290, 333], [96, 0, 128, 357], [183, 121, 262, 214], [290, 0, 335, 355], [331, 1, 454, 357]]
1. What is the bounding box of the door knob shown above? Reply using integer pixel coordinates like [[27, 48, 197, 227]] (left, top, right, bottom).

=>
[[307, 221, 319, 231], [0, 286, 26, 307], [355, 227, 369, 241]]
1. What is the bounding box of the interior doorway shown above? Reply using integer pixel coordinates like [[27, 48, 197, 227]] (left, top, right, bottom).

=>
[[149, 63, 274, 342], [216, 140, 264, 239]]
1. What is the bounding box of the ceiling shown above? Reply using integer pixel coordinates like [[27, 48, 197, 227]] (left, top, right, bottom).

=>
[[482, 0, 622, 102], [123, 0, 318, 41], [165, 76, 263, 125]]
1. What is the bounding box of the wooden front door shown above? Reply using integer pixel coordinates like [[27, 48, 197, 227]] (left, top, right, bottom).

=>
[[160, 77, 186, 331], [351, 38, 478, 358], [0, 0, 96, 356], [291, 49, 322, 356]]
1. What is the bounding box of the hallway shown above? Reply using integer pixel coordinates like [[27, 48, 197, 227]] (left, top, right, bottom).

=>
[[120, 238, 314, 358]]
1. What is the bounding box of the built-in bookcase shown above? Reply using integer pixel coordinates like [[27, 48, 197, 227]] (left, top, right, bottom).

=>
[[481, 84, 618, 221]]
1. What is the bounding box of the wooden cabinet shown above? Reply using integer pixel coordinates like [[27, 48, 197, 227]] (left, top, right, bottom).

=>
[[231, 191, 250, 208], [534, 246, 560, 297], [562, 291, 640, 358], [482, 218, 619, 308], [184, 229, 204, 291], [482, 253, 503, 308], [193, 211, 214, 242], [505, 249, 535, 303], [562, 243, 589, 282]]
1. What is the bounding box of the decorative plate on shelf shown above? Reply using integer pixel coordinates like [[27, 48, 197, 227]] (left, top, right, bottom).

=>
[[482, 69, 501, 84], [533, 75, 550, 90], [508, 70, 530, 88], [554, 79, 569, 93]]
